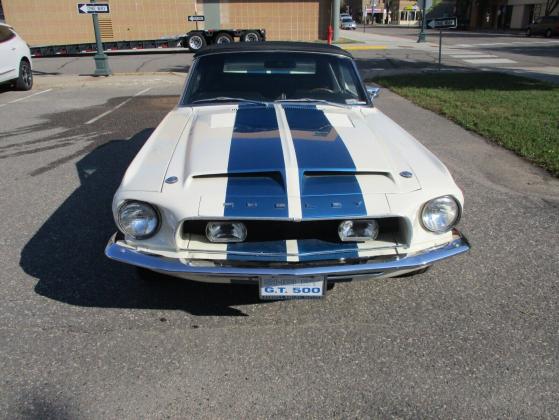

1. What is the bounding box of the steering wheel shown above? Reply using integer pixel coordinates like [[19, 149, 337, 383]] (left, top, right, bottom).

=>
[[309, 87, 335, 94]]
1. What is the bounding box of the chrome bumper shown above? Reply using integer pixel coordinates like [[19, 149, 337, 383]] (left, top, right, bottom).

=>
[[105, 230, 470, 282]]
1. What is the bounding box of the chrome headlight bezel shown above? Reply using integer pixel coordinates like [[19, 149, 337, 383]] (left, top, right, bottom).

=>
[[420, 195, 462, 233], [117, 200, 161, 240]]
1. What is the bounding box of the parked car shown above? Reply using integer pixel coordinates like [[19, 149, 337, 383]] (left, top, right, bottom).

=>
[[0, 23, 32, 90], [105, 42, 470, 300], [340, 13, 351, 20], [526, 15, 559, 38], [340, 16, 357, 30]]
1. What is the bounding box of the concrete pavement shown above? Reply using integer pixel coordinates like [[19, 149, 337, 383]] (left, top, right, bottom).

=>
[[0, 74, 558, 418], [342, 27, 559, 83], [30, 29, 559, 85]]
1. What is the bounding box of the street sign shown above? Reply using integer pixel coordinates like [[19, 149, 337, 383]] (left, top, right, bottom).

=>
[[77, 3, 110, 14], [188, 15, 205, 22], [427, 17, 457, 30]]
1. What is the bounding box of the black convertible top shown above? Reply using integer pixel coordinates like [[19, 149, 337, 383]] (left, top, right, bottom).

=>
[[193, 41, 354, 58]]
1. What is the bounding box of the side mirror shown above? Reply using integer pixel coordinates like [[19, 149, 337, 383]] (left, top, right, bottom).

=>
[[366, 86, 381, 101]]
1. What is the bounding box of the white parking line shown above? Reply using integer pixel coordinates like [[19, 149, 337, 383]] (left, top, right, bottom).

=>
[[451, 54, 498, 59], [463, 58, 517, 64], [0, 89, 53, 108], [85, 87, 152, 125], [474, 42, 510, 46]]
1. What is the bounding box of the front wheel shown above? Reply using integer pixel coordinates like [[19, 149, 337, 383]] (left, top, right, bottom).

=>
[[15, 59, 33, 91], [186, 34, 207, 51], [242, 31, 262, 42]]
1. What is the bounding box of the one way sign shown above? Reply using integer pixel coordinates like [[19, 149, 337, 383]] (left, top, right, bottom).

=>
[[77, 3, 110, 14], [427, 17, 457, 29]]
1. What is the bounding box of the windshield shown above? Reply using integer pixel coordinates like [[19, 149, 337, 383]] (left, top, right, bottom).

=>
[[182, 52, 368, 106], [342, 17, 353, 22]]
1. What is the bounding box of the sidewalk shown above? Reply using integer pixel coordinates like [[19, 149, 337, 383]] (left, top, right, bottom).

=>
[[339, 29, 439, 50]]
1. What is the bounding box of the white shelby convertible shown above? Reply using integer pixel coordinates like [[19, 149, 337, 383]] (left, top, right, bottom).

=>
[[105, 42, 470, 299]]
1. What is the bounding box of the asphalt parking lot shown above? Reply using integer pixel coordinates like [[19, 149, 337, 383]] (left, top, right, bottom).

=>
[[1, 74, 558, 418]]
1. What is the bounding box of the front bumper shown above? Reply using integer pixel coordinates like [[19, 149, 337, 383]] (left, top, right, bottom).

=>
[[105, 230, 470, 283]]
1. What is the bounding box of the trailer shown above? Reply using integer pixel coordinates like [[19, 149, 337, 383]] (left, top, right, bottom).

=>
[[27, 28, 266, 58], [30, 37, 183, 57], [183, 28, 266, 52]]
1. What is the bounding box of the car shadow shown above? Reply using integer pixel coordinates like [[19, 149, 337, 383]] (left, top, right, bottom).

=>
[[20, 129, 263, 316]]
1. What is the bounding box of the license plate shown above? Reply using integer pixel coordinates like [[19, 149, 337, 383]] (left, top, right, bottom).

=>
[[259, 277, 325, 299]]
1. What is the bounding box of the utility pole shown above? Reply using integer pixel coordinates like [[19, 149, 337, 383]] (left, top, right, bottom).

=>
[[91, 0, 111, 75], [417, 0, 427, 42], [333, 0, 340, 41]]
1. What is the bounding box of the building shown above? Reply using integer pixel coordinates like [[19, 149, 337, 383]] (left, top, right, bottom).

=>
[[508, 0, 559, 28], [458, 0, 558, 30], [1, 0, 332, 46], [345, 0, 388, 23]]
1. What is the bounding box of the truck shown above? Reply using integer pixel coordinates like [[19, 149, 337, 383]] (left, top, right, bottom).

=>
[[183, 28, 266, 51]]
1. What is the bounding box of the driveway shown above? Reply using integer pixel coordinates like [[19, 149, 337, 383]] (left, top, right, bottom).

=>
[[0, 74, 558, 418]]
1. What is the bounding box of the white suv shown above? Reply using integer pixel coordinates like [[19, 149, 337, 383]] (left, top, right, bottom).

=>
[[0, 23, 33, 90]]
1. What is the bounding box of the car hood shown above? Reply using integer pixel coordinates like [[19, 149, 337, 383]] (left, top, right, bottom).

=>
[[144, 103, 422, 219]]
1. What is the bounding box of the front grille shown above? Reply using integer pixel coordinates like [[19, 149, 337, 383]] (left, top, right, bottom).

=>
[[181, 218, 407, 244]]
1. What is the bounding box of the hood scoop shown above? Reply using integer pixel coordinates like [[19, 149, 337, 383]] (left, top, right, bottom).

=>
[[193, 171, 287, 197]]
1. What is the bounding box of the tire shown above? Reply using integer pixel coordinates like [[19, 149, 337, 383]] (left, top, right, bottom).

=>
[[526, 28, 531, 37], [545, 29, 552, 38], [136, 267, 171, 282], [215, 32, 233, 45], [15, 59, 33, 91], [186, 34, 207, 52], [396, 266, 431, 278], [242, 31, 262, 42]]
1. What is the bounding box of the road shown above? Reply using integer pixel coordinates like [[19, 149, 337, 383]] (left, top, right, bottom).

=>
[[31, 29, 559, 84], [345, 27, 559, 81], [0, 74, 558, 418]]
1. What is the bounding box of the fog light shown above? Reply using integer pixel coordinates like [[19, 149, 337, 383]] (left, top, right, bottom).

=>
[[206, 222, 247, 243], [338, 219, 379, 242]]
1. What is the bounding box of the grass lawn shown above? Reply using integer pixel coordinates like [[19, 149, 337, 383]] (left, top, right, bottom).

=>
[[372, 72, 559, 176]]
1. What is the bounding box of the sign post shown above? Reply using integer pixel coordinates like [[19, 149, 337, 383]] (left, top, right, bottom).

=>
[[426, 17, 458, 70], [417, 0, 427, 42], [187, 15, 205, 31], [78, 1, 111, 76]]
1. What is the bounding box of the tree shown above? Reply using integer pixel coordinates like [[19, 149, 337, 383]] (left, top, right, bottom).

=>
[[545, 0, 559, 16]]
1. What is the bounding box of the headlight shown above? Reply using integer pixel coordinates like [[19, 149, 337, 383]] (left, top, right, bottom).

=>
[[117, 201, 160, 239], [421, 196, 460, 233], [206, 222, 247, 243], [338, 219, 379, 242]]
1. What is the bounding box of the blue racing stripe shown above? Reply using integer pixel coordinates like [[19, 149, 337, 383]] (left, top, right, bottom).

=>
[[226, 240, 287, 262], [282, 105, 367, 220], [283, 105, 366, 260], [225, 104, 288, 261], [297, 239, 360, 261], [224, 104, 288, 218]]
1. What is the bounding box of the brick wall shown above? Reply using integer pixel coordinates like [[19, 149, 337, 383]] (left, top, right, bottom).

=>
[[2, 0, 330, 46]]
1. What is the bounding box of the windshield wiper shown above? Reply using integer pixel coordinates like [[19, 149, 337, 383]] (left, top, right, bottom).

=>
[[190, 97, 268, 106], [276, 98, 348, 109]]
